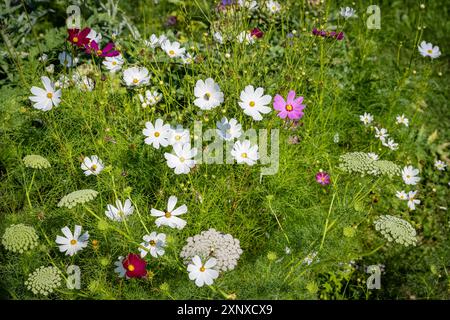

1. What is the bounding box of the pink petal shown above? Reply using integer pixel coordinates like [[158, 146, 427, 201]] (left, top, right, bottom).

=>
[[286, 90, 296, 104], [273, 94, 286, 111]]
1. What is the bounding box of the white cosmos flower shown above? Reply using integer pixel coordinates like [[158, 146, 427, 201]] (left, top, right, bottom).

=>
[[187, 255, 219, 287], [144, 34, 160, 48], [213, 32, 224, 44], [374, 127, 389, 140], [86, 29, 102, 44], [103, 55, 124, 73], [114, 256, 127, 278], [418, 41, 441, 59], [151, 195, 187, 229], [143, 118, 171, 149], [29, 76, 62, 111], [161, 40, 186, 58], [58, 51, 77, 67], [139, 90, 162, 107], [45, 64, 55, 74], [139, 232, 166, 258], [193, 78, 224, 110], [267, 0, 281, 13], [396, 190, 408, 200], [105, 199, 134, 221], [382, 138, 399, 151], [80, 155, 104, 176], [396, 114, 409, 127], [169, 126, 190, 146], [407, 190, 420, 210], [340, 7, 357, 19], [123, 66, 150, 87], [402, 166, 421, 185], [367, 153, 379, 161], [231, 140, 259, 165], [216, 117, 242, 141], [164, 143, 197, 174], [434, 160, 447, 171], [237, 31, 254, 45], [181, 52, 195, 65], [55, 225, 89, 256], [158, 35, 168, 46], [360, 112, 373, 125], [238, 85, 272, 121], [238, 0, 258, 10]]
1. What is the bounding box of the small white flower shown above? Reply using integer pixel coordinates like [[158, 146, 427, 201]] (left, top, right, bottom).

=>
[[80, 155, 104, 176], [434, 160, 447, 171], [407, 190, 421, 210], [418, 41, 441, 59], [151, 195, 187, 229], [187, 255, 219, 287], [367, 153, 379, 161], [164, 143, 197, 174], [303, 251, 318, 266], [123, 66, 150, 87], [382, 138, 399, 151], [333, 133, 340, 144], [375, 127, 389, 140], [231, 140, 259, 165], [105, 199, 134, 221], [169, 126, 190, 147], [102, 55, 124, 73], [73, 74, 95, 91], [193, 78, 224, 110], [29, 76, 62, 111], [238, 0, 258, 10], [237, 31, 254, 45], [139, 90, 162, 107], [213, 32, 224, 44], [143, 118, 171, 149], [360, 113, 373, 125], [144, 34, 160, 48], [238, 85, 272, 121], [55, 225, 89, 256], [58, 51, 77, 67], [267, 0, 281, 13], [139, 232, 166, 258], [38, 54, 48, 62], [181, 52, 195, 65], [340, 7, 357, 19], [86, 29, 102, 44], [285, 247, 291, 254], [402, 166, 421, 185], [396, 190, 408, 200], [114, 256, 127, 278], [216, 117, 242, 141], [396, 114, 409, 127], [161, 40, 186, 58], [45, 64, 55, 74]]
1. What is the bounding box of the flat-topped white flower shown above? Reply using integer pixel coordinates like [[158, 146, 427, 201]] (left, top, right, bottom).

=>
[[139, 232, 166, 258], [396, 114, 409, 127], [360, 112, 373, 125], [267, 0, 281, 13], [418, 41, 441, 59], [55, 225, 89, 256], [123, 66, 150, 86], [105, 199, 134, 221], [367, 153, 379, 161], [194, 78, 224, 110], [164, 143, 197, 174], [81, 155, 104, 176], [434, 160, 447, 171], [169, 126, 190, 146], [139, 90, 162, 107], [86, 29, 102, 44], [231, 140, 259, 165], [58, 51, 77, 67], [143, 118, 171, 149], [238, 0, 258, 10], [396, 190, 408, 200], [216, 117, 242, 141], [29, 76, 61, 111], [103, 55, 124, 73], [340, 7, 357, 19], [213, 32, 224, 44], [187, 255, 219, 287], [402, 166, 420, 185], [382, 138, 399, 151], [238, 85, 272, 121], [161, 40, 186, 58], [144, 34, 160, 48], [237, 31, 254, 45], [374, 127, 388, 140], [407, 191, 420, 210], [151, 195, 187, 229]]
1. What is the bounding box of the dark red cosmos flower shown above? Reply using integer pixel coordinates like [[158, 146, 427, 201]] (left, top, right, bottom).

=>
[[85, 41, 119, 57], [250, 28, 264, 39], [122, 253, 147, 278], [68, 28, 91, 47]]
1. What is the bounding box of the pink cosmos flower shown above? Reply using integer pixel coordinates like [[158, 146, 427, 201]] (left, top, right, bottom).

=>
[[85, 41, 119, 57], [316, 172, 330, 185], [273, 90, 306, 120]]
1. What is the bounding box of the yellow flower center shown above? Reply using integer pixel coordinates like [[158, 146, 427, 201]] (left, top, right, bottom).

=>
[[406, 175, 410, 179], [64, 59, 68, 65], [241, 153, 248, 158], [96, 50, 103, 55], [272, 6, 276, 10], [73, 36, 79, 43], [128, 264, 135, 271], [427, 49, 433, 54], [165, 211, 172, 218], [204, 92, 211, 100], [169, 50, 175, 56], [133, 78, 139, 84], [70, 239, 77, 245], [149, 240, 156, 246], [112, 61, 117, 65], [91, 164, 97, 171], [249, 101, 255, 107], [47, 92, 53, 99], [175, 135, 181, 141], [200, 266, 206, 272], [286, 104, 293, 111], [154, 132, 160, 137], [179, 156, 185, 162]]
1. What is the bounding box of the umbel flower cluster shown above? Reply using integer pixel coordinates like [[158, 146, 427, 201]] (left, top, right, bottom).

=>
[[2, 224, 39, 253], [374, 215, 418, 246], [25, 266, 62, 296], [23, 155, 51, 169], [338, 152, 400, 177], [58, 189, 99, 208], [180, 228, 243, 272]]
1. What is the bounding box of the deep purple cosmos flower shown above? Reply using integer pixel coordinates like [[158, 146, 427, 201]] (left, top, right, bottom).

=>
[[68, 28, 91, 47], [85, 41, 119, 57], [316, 172, 330, 185], [273, 90, 306, 120], [312, 28, 344, 40]]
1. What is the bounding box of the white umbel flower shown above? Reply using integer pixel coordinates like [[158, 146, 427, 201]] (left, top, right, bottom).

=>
[[164, 143, 197, 174], [396, 114, 409, 127], [187, 255, 219, 287], [80, 155, 104, 176], [231, 140, 259, 165], [55, 225, 89, 256], [105, 199, 134, 221], [402, 165, 421, 185], [418, 41, 441, 59], [367, 153, 379, 161], [29, 76, 61, 111], [161, 40, 186, 58], [340, 7, 357, 19], [103, 55, 124, 73], [238, 85, 272, 121], [139, 232, 166, 258], [238, 0, 258, 10], [216, 117, 242, 141], [434, 160, 447, 171], [143, 118, 171, 149], [123, 66, 150, 87], [151, 195, 187, 229], [193, 78, 224, 110], [359, 112, 373, 125]]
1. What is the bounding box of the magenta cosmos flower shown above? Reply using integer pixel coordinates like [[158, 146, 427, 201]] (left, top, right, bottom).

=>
[[85, 41, 119, 57], [273, 90, 306, 120], [316, 172, 330, 185]]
